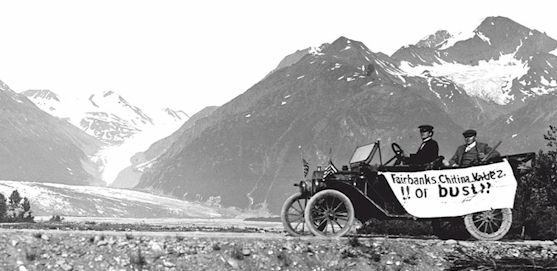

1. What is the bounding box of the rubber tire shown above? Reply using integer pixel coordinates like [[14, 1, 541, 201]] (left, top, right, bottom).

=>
[[281, 192, 310, 236], [464, 208, 512, 241], [304, 189, 355, 238]]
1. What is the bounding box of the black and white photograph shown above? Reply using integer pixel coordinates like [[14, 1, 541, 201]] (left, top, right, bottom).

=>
[[0, 0, 556, 270]]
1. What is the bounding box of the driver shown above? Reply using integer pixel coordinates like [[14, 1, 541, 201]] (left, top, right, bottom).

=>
[[403, 125, 439, 165]]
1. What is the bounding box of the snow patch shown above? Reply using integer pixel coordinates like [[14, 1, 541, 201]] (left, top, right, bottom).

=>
[[341, 45, 351, 51], [330, 63, 342, 71], [541, 76, 557, 87], [530, 86, 553, 95], [281, 101, 287, 105], [506, 115, 514, 124], [512, 134, 518, 138], [296, 75, 305, 80], [439, 30, 475, 50], [476, 31, 491, 45], [309, 46, 324, 56], [399, 54, 529, 104], [245, 114, 251, 118]]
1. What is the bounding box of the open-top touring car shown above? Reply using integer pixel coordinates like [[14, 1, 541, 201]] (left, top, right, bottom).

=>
[[281, 141, 535, 241]]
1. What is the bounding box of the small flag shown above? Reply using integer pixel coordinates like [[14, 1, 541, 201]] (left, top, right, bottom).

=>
[[302, 158, 310, 177], [323, 160, 338, 178]]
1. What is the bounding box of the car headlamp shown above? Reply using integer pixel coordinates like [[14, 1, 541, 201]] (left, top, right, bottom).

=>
[[297, 180, 309, 195]]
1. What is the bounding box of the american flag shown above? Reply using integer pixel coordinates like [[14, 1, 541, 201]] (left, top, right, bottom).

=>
[[323, 160, 338, 178], [302, 158, 310, 177]]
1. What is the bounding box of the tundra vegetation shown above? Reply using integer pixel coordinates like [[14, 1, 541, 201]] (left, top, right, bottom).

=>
[[0, 190, 34, 222]]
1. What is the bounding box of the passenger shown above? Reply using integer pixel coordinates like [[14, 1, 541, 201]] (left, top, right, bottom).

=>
[[447, 129, 500, 167], [403, 124, 439, 165]]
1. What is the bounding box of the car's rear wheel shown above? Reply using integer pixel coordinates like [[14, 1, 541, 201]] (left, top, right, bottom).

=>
[[304, 189, 354, 237], [464, 208, 512, 241], [281, 192, 310, 236]]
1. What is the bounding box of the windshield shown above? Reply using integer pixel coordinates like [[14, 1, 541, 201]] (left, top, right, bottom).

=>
[[349, 142, 377, 164]]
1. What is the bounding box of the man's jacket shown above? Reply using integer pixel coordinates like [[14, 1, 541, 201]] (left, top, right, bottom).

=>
[[406, 139, 439, 165], [449, 142, 500, 166]]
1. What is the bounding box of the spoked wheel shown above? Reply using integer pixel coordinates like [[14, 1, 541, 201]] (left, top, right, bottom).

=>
[[304, 190, 354, 237], [281, 192, 310, 236], [464, 208, 512, 241]]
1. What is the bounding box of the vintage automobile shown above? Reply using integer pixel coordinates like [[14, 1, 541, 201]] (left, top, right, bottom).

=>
[[281, 141, 535, 241]]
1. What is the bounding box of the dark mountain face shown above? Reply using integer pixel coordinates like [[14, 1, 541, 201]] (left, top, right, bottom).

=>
[[0, 81, 103, 184], [137, 37, 470, 213], [483, 94, 557, 154]]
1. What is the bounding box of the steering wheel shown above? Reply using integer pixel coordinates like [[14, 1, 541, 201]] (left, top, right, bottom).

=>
[[391, 143, 405, 165]]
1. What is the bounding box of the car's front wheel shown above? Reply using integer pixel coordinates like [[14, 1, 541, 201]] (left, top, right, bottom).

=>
[[281, 192, 310, 236], [304, 189, 355, 237]]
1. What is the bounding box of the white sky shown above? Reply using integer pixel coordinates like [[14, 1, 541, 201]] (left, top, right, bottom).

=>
[[0, 0, 555, 115]]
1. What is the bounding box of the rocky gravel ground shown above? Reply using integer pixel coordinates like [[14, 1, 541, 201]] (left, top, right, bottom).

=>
[[0, 222, 556, 270]]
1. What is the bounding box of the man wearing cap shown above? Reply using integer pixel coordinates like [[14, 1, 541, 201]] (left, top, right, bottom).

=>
[[447, 129, 500, 167], [403, 125, 439, 165]]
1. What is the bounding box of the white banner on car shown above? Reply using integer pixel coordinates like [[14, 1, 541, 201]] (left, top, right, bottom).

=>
[[379, 160, 517, 218]]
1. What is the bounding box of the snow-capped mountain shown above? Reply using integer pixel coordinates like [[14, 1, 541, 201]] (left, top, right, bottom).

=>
[[0, 82, 103, 185], [22, 89, 189, 185], [136, 36, 469, 214], [392, 16, 557, 107], [22, 90, 188, 145]]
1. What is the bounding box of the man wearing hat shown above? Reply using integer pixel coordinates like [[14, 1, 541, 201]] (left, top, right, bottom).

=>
[[447, 129, 500, 167], [403, 124, 439, 165]]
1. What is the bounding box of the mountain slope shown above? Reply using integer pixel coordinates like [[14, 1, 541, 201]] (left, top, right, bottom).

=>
[[0, 81, 103, 185], [483, 94, 557, 154], [136, 37, 470, 213], [111, 106, 217, 188]]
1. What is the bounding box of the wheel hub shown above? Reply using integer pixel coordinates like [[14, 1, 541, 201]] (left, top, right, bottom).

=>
[[479, 211, 496, 221]]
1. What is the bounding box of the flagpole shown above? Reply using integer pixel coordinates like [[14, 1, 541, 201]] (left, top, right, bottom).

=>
[[298, 145, 303, 164], [298, 145, 309, 178]]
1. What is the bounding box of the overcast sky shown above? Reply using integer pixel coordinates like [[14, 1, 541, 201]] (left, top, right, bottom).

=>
[[0, 0, 555, 115]]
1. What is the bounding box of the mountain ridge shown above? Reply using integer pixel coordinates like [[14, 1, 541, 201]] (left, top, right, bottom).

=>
[[136, 16, 557, 214], [0, 81, 104, 185]]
